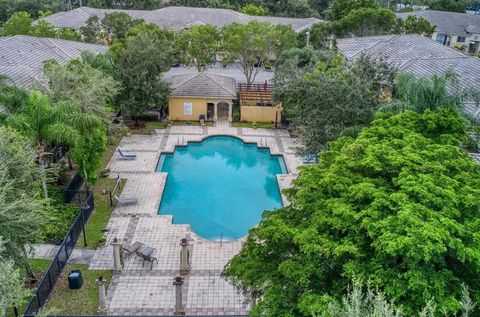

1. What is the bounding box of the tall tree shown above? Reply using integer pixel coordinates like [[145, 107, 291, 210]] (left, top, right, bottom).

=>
[[114, 28, 173, 124], [239, 3, 267, 15], [380, 71, 463, 114], [101, 12, 142, 44], [1, 11, 32, 35], [403, 15, 436, 36], [274, 54, 395, 152], [221, 21, 297, 86], [0, 128, 43, 271], [43, 58, 119, 119], [0, 0, 65, 25], [175, 25, 220, 72], [327, 0, 378, 19], [223, 108, 480, 316], [80, 15, 102, 43], [0, 76, 29, 119], [6, 92, 99, 198], [0, 237, 32, 317]]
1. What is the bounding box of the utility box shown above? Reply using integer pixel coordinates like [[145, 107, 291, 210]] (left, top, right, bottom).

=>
[[68, 270, 83, 289]]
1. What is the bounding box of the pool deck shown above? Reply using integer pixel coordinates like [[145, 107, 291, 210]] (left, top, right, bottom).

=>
[[89, 122, 302, 315]]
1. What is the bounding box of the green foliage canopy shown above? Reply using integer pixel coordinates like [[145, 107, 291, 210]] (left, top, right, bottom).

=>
[[274, 53, 396, 152], [327, 0, 378, 20], [0, 127, 43, 268], [0, 11, 79, 40], [221, 21, 297, 85], [175, 25, 220, 72], [223, 108, 480, 316], [113, 27, 173, 123]]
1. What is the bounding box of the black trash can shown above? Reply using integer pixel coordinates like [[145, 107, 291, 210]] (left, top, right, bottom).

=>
[[68, 270, 83, 289]]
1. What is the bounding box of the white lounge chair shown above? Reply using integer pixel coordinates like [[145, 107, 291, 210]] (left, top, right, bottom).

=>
[[114, 194, 138, 206], [117, 149, 136, 160]]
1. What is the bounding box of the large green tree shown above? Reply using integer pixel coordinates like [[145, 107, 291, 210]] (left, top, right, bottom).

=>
[[309, 7, 397, 47], [6, 92, 99, 198], [0, 11, 79, 40], [223, 108, 480, 316], [380, 71, 464, 114], [0, 128, 43, 271], [43, 58, 118, 119], [101, 12, 142, 44], [274, 53, 396, 152], [175, 25, 220, 72], [0, 0, 65, 25], [0, 237, 32, 317], [114, 27, 173, 124], [327, 0, 378, 20], [221, 21, 297, 86]]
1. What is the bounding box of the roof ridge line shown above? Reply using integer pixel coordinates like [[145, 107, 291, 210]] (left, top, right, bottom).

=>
[[45, 38, 73, 59], [203, 72, 236, 96], [174, 72, 204, 89]]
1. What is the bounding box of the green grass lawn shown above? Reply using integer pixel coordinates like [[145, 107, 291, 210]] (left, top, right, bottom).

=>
[[77, 138, 126, 249], [232, 121, 274, 128], [129, 121, 166, 134], [77, 177, 125, 248], [7, 259, 53, 317], [42, 263, 113, 315]]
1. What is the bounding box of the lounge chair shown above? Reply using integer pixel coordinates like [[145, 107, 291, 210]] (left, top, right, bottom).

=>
[[122, 241, 144, 259], [302, 154, 318, 165], [114, 194, 138, 206], [134, 246, 158, 269], [117, 149, 136, 160]]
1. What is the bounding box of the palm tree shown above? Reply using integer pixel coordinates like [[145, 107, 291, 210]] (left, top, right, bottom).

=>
[[6, 91, 99, 198], [379, 70, 463, 114]]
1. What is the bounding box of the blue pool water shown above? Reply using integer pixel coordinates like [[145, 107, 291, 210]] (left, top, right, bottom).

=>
[[156, 136, 286, 240]]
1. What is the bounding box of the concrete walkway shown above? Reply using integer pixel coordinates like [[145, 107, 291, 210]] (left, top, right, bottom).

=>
[[90, 124, 302, 315], [30, 244, 96, 265]]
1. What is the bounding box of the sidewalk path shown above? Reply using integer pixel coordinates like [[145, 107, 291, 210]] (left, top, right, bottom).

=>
[[30, 244, 96, 266]]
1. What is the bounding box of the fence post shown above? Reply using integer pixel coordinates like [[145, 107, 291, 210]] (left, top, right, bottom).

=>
[[109, 190, 113, 207], [80, 208, 87, 247]]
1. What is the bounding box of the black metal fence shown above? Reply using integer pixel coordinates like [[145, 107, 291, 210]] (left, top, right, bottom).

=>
[[24, 192, 95, 317], [63, 174, 85, 204]]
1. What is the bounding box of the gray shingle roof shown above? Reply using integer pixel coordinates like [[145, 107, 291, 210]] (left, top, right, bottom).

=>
[[0, 35, 108, 89], [44, 6, 322, 32], [337, 34, 480, 117], [396, 10, 480, 37], [170, 72, 237, 99]]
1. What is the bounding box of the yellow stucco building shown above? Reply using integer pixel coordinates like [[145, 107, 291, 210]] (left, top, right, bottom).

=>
[[168, 73, 236, 122], [168, 72, 281, 124]]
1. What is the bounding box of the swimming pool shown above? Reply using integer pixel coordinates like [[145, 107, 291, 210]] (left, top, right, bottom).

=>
[[156, 136, 287, 240]]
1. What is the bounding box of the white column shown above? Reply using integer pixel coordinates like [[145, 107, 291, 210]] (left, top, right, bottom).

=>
[[111, 237, 122, 273], [179, 238, 190, 276], [173, 277, 185, 315], [96, 277, 108, 314], [228, 103, 233, 122], [213, 102, 218, 122]]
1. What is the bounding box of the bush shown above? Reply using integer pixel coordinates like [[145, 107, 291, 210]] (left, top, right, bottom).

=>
[[40, 186, 78, 242]]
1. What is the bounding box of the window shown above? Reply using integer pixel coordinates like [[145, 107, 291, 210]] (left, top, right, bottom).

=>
[[457, 36, 466, 43], [183, 102, 192, 115], [435, 34, 447, 45]]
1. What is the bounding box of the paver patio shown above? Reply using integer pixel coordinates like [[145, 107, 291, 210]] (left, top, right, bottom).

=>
[[90, 123, 302, 315]]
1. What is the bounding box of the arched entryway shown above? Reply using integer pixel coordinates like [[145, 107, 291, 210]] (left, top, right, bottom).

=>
[[217, 101, 230, 120], [213, 100, 232, 122]]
